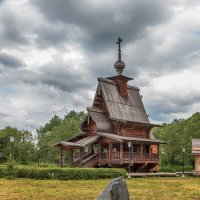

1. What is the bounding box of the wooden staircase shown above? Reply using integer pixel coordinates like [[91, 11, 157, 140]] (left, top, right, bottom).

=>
[[72, 153, 99, 168]]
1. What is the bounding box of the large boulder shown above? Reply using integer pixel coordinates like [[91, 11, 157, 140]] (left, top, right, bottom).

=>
[[97, 176, 129, 200]]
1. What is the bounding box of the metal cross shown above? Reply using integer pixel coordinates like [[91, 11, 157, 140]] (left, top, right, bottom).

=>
[[116, 37, 123, 60]]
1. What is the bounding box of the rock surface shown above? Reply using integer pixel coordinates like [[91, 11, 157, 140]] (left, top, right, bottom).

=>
[[96, 176, 129, 200]]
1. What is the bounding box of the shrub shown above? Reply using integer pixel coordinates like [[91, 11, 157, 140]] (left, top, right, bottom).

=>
[[158, 165, 193, 173], [6, 159, 17, 179], [16, 167, 126, 180], [0, 166, 6, 178]]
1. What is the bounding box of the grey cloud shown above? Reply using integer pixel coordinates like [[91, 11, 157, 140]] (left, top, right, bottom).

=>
[[39, 60, 92, 92], [35, 24, 70, 48], [0, 14, 29, 46], [0, 56, 94, 94], [146, 94, 200, 122], [0, 0, 200, 131], [9, 58, 94, 93], [0, 0, 5, 4], [0, 113, 9, 117], [0, 52, 24, 68], [32, 0, 172, 51]]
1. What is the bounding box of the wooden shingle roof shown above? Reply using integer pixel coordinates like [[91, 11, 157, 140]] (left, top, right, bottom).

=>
[[97, 132, 166, 144], [55, 135, 100, 149], [88, 108, 113, 132], [98, 77, 150, 124]]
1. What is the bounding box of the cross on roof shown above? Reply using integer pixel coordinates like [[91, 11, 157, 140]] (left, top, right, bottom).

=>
[[116, 37, 123, 60]]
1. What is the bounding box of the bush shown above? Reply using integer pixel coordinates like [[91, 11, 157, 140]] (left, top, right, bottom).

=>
[[16, 167, 126, 180], [0, 166, 6, 178], [6, 159, 17, 179], [158, 165, 193, 173]]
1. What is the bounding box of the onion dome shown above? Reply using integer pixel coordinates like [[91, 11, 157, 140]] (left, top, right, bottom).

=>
[[114, 37, 125, 75]]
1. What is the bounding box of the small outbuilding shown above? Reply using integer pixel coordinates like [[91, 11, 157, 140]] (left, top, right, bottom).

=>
[[192, 139, 200, 176]]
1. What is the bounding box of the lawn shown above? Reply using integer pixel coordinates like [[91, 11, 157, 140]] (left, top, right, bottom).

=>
[[0, 177, 200, 200]]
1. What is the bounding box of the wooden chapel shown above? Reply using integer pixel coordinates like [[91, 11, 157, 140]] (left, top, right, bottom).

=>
[[55, 38, 165, 172]]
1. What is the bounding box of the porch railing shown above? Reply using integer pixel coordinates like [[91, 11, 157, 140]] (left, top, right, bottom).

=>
[[100, 152, 158, 161], [74, 151, 159, 163], [100, 152, 120, 159], [123, 152, 158, 160]]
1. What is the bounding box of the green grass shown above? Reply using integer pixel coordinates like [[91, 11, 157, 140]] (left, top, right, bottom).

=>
[[0, 177, 200, 200]]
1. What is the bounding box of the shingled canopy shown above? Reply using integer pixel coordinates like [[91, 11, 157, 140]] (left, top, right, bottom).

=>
[[55, 135, 100, 150]]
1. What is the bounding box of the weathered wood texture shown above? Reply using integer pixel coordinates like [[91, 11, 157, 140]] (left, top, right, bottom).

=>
[[82, 118, 96, 134], [123, 128, 149, 138], [99, 79, 150, 124], [55, 60, 165, 171]]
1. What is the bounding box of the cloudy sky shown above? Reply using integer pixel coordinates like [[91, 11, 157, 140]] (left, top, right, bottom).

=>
[[0, 0, 200, 132]]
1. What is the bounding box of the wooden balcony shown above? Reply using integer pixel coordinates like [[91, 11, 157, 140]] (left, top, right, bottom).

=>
[[99, 151, 159, 165], [71, 151, 159, 167]]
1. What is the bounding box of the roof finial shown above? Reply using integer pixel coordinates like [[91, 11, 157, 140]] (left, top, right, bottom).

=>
[[114, 37, 125, 75], [116, 37, 123, 60]]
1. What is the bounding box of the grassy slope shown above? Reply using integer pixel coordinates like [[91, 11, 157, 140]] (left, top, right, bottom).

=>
[[0, 177, 200, 200]]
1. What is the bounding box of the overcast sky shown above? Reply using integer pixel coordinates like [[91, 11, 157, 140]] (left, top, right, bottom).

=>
[[0, 0, 200, 132]]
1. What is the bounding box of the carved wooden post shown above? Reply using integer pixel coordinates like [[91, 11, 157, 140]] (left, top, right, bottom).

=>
[[109, 139, 111, 166], [69, 149, 73, 167], [120, 142, 123, 161], [60, 148, 63, 168], [157, 144, 160, 160], [80, 147, 84, 168], [140, 144, 143, 160], [99, 142, 101, 160]]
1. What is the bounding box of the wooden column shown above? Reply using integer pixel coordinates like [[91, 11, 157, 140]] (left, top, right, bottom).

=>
[[99, 142, 101, 160], [131, 143, 133, 161], [120, 142, 123, 161], [79, 147, 84, 168], [69, 149, 73, 167], [109, 139, 111, 166], [195, 155, 200, 171], [140, 144, 143, 160], [149, 145, 151, 159], [60, 148, 63, 168]]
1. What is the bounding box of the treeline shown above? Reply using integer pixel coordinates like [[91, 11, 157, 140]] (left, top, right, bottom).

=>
[[0, 127, 37, 164], [1, 111, 200, 168], [0, 111, 85, 165], [37, 111, 85, 163], [153, 112, 200, 167]]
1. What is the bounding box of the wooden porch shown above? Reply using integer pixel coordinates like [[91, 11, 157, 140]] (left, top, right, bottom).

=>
[[99, 151, 159, 164], [69, 142, 159, 169], [55, 133, 162, 172]]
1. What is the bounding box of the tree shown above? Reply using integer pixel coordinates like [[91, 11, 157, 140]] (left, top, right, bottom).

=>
[[37, 111, 86, 164], [0, 126, 37, 164], [153, 112, 200, 167]]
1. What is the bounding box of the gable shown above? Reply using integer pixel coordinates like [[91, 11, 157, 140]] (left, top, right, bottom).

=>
[[99, 78, 150, 124], [89, 109, 113, 131]]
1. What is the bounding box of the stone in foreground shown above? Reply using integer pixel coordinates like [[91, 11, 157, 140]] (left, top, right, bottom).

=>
[[96, 176, 129, 200]]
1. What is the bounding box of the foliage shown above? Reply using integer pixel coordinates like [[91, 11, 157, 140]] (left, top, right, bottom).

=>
[[17, 167, 126, 180], [5, 159, 17, 179], [0, 110, 86, 165], [158, 165, 193, 173], [0, 126, 37, 164], [0, 165, 126, 180], [153, 112, 200, 167], [0, 165, 6, 178], [36, 111, 86, 164]]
